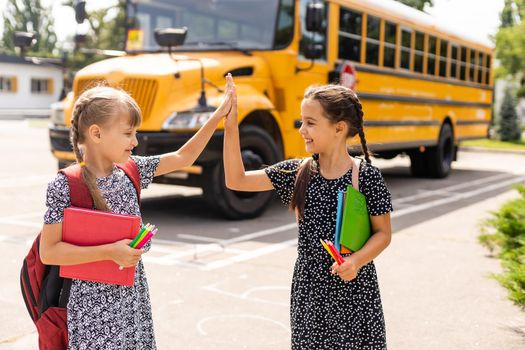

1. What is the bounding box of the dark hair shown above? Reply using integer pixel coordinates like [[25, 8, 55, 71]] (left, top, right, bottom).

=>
[[290, 84, 371, 219], [70, 86, 142, 211]]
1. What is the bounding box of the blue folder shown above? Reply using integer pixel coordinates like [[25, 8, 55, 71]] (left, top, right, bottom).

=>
[[334, 191, 344, 251]]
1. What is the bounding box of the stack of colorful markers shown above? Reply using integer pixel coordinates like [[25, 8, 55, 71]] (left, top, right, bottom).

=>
[[129, 223, 157, 249]]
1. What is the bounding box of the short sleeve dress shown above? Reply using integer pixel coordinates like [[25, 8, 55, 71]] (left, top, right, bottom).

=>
[[44, 155, 160, 350], [264, 158, 393, 350]]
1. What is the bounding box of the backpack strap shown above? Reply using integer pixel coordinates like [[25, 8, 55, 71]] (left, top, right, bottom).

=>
[[59, 158, 141, 208], [59, 165, 93, 209], [116, 159, 141, 204], [351, 158, 361, 191]]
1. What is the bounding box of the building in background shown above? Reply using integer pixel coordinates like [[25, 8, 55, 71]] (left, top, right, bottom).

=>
[[0, 54, 63, 118]]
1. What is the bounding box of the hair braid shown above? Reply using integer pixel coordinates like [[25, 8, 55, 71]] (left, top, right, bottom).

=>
[[69, 96, 110, 211], [351, 99, 371, 164]]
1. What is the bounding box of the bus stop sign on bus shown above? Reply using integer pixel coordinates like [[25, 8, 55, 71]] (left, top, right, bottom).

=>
[[340, 60, 357, 91]]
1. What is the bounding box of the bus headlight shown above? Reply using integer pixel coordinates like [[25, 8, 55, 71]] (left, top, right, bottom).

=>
[[50, 102, 65, 126], [162, 110, 215, 130]]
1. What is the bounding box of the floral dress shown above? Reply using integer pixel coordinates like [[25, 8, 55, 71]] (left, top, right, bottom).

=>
[[264, 158, 393, 350], [44, 156, 160, 350]]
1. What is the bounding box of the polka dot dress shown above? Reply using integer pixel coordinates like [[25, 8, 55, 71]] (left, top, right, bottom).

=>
[[44, 156, 160, 350], [264, 158, 393, 350]]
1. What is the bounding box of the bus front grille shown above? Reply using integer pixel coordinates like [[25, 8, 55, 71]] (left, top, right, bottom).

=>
[[74, 78, 159, 120]]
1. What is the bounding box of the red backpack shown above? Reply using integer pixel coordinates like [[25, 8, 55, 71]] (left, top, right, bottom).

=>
[[20, 159, 141, 350]]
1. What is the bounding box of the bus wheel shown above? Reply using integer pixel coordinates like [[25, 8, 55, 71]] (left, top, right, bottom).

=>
[[202, 126, 281, 220], [426, 123, 454, 178]]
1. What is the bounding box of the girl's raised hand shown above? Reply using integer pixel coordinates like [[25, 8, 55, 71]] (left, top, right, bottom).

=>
[[224, 74, 238, 130], [213, 73, 234, 119]]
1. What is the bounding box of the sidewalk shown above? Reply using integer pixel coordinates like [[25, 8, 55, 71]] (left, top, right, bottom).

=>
[[1, 190, 524, 349], [376, 190, 525, 349]]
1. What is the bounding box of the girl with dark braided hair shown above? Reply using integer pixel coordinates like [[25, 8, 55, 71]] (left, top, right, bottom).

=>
[[40, 77, 234, 349], [224, 81, 393, 349]]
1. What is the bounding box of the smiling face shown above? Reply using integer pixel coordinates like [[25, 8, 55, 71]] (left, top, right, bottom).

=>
[[299, 98, 347, 154], [97, 112, 139, 164]]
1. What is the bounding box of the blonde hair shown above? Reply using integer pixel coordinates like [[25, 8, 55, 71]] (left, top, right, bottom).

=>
[[70, 86, 142, 211]]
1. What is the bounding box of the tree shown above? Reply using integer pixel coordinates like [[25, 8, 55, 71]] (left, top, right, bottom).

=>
[[499, 89, 521, 141], [500, 0, 518, 28], [395, 0, 433, 11], [1, 0, 57, 56]]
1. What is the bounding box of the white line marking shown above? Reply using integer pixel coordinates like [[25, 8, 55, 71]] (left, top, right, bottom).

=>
[[394, 172, 515, 203], [203, 238, 297, 271], [392, 176, 525, 218]]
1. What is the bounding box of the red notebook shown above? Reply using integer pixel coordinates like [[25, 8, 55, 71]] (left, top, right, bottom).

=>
[[60, 207, 141, 286]]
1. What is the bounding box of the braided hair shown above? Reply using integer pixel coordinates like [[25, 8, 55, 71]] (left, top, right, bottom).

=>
[[70, 86, 142, 211], [290, 84, 371, 219]]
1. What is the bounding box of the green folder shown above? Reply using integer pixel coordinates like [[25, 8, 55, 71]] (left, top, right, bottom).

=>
[[339, 184, 371, 252]]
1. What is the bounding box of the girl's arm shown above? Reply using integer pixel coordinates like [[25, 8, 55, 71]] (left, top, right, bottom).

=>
[[154, 76, 234, 177], [40, 223, 142, 267], [333, 213, 392, 280], [223, 76, 274, 192]]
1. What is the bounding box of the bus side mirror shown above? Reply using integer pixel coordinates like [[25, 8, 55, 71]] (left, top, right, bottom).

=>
[[305, 1, 324, 33], [154, 27, 188, 48], [75, 1, 87, 24], [304, 44, 324, 60]]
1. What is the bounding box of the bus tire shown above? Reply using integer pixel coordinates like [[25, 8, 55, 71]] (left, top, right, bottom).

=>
[[426, 123, 454, 178], [202, 126, 281, 220]]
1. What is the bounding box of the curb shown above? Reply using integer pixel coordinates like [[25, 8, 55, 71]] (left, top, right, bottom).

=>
[[461, 146, 525, 155]]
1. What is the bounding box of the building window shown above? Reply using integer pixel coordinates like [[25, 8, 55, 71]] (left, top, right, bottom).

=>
[[383, 21, 397, 68], [31, 78, 53, 94], [427, 35, 437, 75], [338, 7, 362, 62], [400, 28, 412, 70], [414, 31, 424, 73], [365, 14, 380, 65], [0, 76, 17, 92]]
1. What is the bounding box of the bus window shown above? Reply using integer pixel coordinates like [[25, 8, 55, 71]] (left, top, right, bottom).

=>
[[365, 14, 380, 65], [274, 0, 295, 48], [476, 52, 484, 84], [183, 12, 215, 42], [450, 44, 459, 79], [460, 47, 467, 80], [427, 35, 437, 75], [439, 39, 448, 77], [400, 28, 412, 70], [383, 21, 397, 68], [485, 54, 491, 85], [300, 0, 327, 60], [469, 49, 476, 82], [414, 31, 424, 73], [338, 7, 362, 62]]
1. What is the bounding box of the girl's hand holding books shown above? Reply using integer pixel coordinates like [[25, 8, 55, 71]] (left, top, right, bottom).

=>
[[111, 239, 143, 268], [331, 256, 361, 282]]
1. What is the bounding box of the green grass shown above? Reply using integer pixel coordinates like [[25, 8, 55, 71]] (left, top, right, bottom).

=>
[[461, 139, 525, 151]]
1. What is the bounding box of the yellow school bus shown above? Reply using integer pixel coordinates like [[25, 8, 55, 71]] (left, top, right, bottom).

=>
[[49, 0, 493, 219]]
